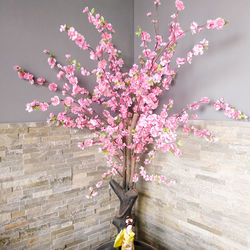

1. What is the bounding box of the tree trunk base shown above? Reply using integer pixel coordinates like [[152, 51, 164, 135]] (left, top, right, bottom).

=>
[[109, 179, 138, 232]]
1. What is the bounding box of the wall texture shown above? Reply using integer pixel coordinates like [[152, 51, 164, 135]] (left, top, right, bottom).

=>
[[0, 0, 134, 123], [134, 0, 250, 120], [136, 120, 250, 250], [0, 122, 119, 249]]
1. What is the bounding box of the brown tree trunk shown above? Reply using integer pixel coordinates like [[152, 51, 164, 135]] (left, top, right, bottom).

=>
[[110, 113, 140, 232], [109, 179, 138, 232]]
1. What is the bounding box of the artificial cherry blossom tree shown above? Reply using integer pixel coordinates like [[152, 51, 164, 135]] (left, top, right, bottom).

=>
[[14, 0, 248, 232]]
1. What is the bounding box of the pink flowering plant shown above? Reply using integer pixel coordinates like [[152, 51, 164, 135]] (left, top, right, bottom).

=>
[[14, 0, 248, 231]]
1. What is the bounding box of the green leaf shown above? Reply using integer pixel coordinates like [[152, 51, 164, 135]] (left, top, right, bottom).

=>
[[96, 73, 102, 78], [157, 49, 161, 54], [115, 116, 121, 125], [172, 74, 176, 79], [91, 8, 95, 14], [33, 106, 40, 110], [87, 94, 92, 99], [170, 44, 175, 51], [64, 106, 70, 109], [167, 105, 172, 110], [116, 53, 121, 58], [225, 20, 229, 25], [113, 132, 118, 136], [125, 82, 130, 87], [104, 104, 109, 108], [65, 26, 70, 31], [238, 114, 245, 119], [149, 80, 154, 86], [135, 26, 142, 36], [99, 132, 107, 138], [132, 129, 136, 134], [204, 46, 208, 50], [156, 64, 162, 72], [177, 140, 182, 147], [163, 127, 170, 134], [50, 53, 55, 58], [140, 57, 146, 63], [102, 149, 108, 154]]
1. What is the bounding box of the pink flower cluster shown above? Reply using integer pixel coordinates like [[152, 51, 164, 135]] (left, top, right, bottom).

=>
[[214, 98, 248, 120], [139, 166, 176, 186], [14, 0, 245, 200], [26, 100, 49, 112]]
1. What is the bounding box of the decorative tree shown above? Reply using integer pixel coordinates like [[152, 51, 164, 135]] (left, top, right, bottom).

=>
[[14, 0, 248, 234]]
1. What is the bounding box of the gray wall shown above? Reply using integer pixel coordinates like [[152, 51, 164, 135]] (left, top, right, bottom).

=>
[[0, 0, 134, 122], [1, 0, 250, 122], [134, 0, 250, 120]]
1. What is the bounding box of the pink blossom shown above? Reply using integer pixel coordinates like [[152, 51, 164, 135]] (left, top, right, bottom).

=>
[[84, 139, 93, 147], [39, 102, 49, 111], [13, 65, 21, 71], [96, 181, 103, 188], [200, 97, 210, 103], [200, 39, 209, 47], [18, 72, 24, 79], [57, 71, 64, 80], [68, 27, 78, 40], [65, 54, 71, 59], [147, 12, 152, 17], [82, 7, 88, 13], [102, 32, 112, 41], [98, 59, 107, 70], [43, 49, 50, 54], [187, 52, 193, 64], [206, 19, 216, 29], [176, 57, 186, 67], [37, 77, 45, 85], [60, 24, 66, 32], [24, 72, 33, 81], [64, 96, 73, 106], [133, 173, 139, 183], [154, 0, 161, 5], [215, 18, 225, 30], [77, 142, 84, 149], [183, 124, 190, 133], [193, 44, 204, 56], [92, 191, 98, 197], [111, 168, 117, 175], [26, 103, 33, 112], [51, 96, 60, 106], [190, 22, 198, 34], [48, 83, 57, 91], [192, 102, 200, 110], [155, 35, 163, 45], [175, 0, 184, 11], [171, 13, 177, 19], [166, 179, 176, 186], [141, 31, 151, 42], [48, 57, 56, 68]]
